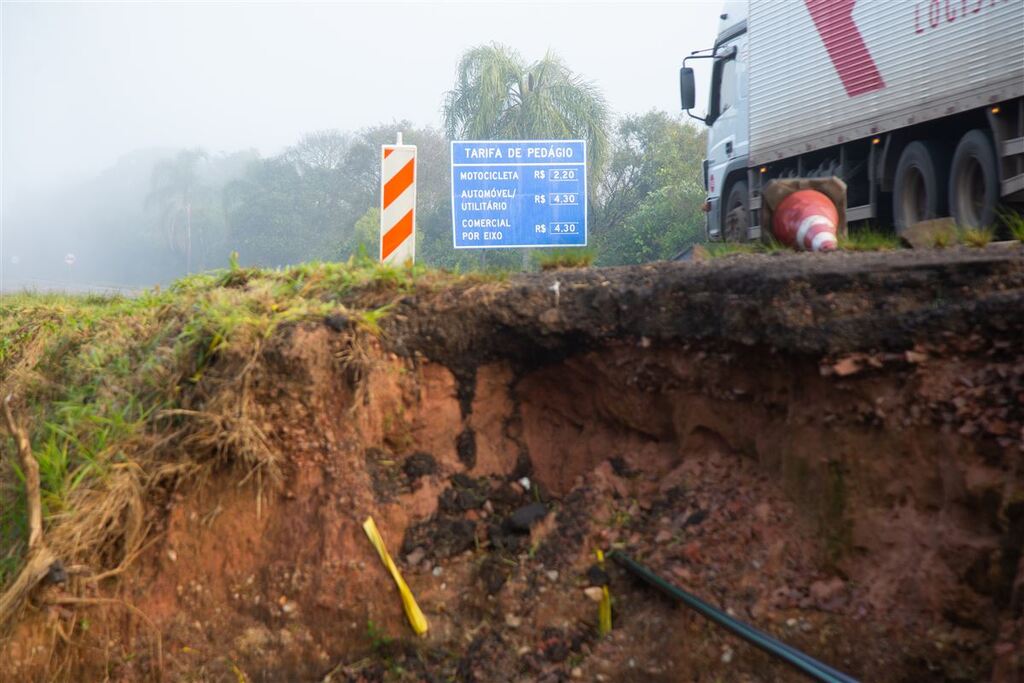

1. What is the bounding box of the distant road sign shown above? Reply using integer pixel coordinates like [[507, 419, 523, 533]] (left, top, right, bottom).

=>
[[451, 140, 587, 249], [64, 253, 76, 266]]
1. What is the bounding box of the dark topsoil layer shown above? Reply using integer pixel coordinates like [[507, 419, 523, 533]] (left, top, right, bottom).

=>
[[380, 246, 1024, 368]]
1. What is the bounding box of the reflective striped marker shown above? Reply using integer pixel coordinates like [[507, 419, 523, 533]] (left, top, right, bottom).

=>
[[380, 133, 417, 264]]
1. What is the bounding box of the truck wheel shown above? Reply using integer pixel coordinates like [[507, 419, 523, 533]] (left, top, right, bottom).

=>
[[949, 129, 998, 229], [723, 179, 749, 241], [893, 141, 949, 233]]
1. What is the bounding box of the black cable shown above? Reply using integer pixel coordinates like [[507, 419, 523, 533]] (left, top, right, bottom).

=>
[[609, 551, 859, 683]]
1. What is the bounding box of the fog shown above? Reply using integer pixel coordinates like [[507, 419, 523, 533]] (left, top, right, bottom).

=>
[[1, 1, 722, 291]]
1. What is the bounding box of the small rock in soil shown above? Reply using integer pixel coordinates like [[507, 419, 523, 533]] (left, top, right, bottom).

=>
[[609, 456, 635, 477], [810, 577, 845, 600], [505, 502, 548, 533], [404, 547, 426, 567], [670, 565, 694, 582], [753, 502, 772, 522], [583, 587, 605, 603], [684, 509, 708, 527]]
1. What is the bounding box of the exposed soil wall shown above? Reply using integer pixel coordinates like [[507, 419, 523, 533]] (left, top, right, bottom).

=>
[[3, 247, 1023, 682]]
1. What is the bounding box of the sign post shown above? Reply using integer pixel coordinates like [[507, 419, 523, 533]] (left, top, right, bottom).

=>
[[380, 132, 417, 265], [451, 140, 587, 250], [64, 253, 76, 289]]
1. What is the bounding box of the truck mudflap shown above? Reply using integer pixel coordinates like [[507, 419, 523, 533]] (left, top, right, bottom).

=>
[[705, 196, 721, 241]]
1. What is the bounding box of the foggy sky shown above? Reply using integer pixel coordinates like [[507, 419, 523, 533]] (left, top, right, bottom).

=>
[[2, 1, 723, 206]]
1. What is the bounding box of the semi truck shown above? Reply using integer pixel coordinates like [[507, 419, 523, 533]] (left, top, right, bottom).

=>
[[680, 0, 1024, 241]]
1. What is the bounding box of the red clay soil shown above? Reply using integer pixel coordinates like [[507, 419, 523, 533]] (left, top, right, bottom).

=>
[[4, 246, 1024, 682]]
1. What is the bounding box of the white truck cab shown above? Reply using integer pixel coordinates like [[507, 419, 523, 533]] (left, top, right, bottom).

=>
[[681, 2, 751, 242]]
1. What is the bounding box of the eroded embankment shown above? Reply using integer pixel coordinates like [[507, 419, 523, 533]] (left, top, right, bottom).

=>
[[2, 247, 1024, 682]]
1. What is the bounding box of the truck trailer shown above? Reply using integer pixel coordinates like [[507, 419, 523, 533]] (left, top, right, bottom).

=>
[[681, 0, 1024, 241]]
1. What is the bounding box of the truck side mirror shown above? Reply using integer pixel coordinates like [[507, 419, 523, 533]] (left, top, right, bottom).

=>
[[680, 67, 696, 111]]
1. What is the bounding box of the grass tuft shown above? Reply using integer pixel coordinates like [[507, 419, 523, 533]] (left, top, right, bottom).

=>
[[534, 248, 596, 270], [999, 208, 1024, 242], [960, 226, 995, 248], [840, 226, 900, 251], [932, 230, 956, 248]]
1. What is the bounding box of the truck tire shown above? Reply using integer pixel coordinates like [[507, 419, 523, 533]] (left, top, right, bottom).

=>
[[949, 129, 999, 229], [723, 179, 749, 242], [893, 141, 949, 233]]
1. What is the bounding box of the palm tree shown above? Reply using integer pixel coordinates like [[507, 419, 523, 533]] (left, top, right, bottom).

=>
[[146, 149, 207, 273], [443, 43, 610, 182], [443, 45, 610, 268]]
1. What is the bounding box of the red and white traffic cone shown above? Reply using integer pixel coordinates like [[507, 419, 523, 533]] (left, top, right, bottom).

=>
[[771, 189, 839, 252]]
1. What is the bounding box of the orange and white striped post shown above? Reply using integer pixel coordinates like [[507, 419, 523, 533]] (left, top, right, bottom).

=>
[[380, 133, 416, 265]]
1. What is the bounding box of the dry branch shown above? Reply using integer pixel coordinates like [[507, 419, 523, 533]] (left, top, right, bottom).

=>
[[3, 394, 42, 549]]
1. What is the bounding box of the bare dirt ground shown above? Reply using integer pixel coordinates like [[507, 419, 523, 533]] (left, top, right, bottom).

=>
[[3, 245, 1024, 682]]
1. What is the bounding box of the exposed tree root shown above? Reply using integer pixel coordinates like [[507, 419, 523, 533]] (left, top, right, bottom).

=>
[[0, 546, 56, 633], [0, 394, 58, 633], [3, 395, 42, 550]]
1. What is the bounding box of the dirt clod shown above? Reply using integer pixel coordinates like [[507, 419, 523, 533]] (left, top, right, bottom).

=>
[[402, 451, 438, 482]]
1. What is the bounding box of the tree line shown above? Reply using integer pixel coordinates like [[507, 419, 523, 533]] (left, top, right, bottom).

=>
[[7, 44, 707, 287]]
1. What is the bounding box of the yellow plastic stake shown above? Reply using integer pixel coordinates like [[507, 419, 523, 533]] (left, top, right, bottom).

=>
[[363, 516, 429, 636], [596, 549, 612, 636]]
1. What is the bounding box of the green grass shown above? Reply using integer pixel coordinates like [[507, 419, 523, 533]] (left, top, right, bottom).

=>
[[0, 255, 480, 588], [705, 242, 760, 258], [999, 208, 1024, 242], [839, 226, 900, 251], [534, 247, 596, 270], [704, 237, 788, 259]]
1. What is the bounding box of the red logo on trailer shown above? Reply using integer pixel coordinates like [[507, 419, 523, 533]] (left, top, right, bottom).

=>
[[804, 0, 886, 97]]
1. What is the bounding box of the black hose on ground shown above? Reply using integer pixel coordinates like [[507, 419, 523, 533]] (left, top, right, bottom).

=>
[[608, 551, 859, 683]]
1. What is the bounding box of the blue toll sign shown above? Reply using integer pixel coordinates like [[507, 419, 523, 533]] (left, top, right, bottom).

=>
[[451, 140, 587, 249]]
